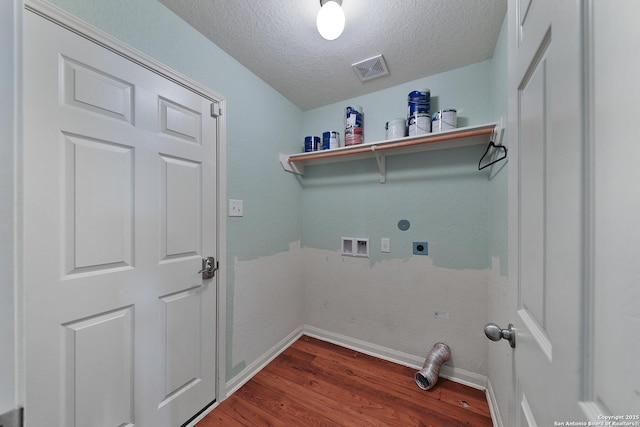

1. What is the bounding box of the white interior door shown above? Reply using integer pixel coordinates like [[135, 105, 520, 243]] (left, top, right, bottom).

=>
[[507, 0, 585, 425], [23, 10, 218, 426]]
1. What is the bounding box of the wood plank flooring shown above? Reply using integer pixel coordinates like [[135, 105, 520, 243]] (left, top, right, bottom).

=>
[[197, 335, 493, 426]]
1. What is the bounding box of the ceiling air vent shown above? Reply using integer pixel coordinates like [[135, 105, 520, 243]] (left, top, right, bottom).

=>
[[352, 54, 389, 82]]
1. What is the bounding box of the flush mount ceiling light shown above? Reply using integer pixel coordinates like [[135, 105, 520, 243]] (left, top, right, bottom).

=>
[[317, 0, 345, 41]]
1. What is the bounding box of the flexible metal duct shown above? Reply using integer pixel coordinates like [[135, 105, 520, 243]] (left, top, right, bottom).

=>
[[414, 342, 451, 391]]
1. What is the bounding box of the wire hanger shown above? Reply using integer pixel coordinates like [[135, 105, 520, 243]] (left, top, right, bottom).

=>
[[478, 141, 507, 170]]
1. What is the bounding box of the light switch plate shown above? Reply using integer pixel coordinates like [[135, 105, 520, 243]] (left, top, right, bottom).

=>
[[229, 199, 243, 217]]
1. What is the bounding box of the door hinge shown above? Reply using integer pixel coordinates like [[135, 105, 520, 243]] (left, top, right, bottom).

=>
[[0, 407, 23, 427], [211, 102, 222, 117]]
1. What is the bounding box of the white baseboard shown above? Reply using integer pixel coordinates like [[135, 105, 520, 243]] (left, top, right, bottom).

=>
[[304, 325, 424, 368], [224, 326, 304, 397], [303, 325, 488, 391], [438, 365, 488, 391], [486, 379, 504, 427]]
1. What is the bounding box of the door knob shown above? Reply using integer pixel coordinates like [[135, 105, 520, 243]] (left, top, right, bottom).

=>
[[484, 323, 516, 348], [198, 256, 218, 280]]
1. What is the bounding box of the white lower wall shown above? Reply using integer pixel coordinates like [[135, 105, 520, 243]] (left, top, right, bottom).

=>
[[303, 247, 489, 378], [224, 243, 493, 406], [227, 241, 305, 380], [226, 326, 303, 396]]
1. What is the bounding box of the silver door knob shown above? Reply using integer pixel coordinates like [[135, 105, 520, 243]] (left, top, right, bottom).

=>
[[198, 256, 218, 279], [484, 323, 516, 348]]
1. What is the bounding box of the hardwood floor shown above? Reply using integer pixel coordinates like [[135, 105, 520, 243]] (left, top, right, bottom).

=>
[[197, 335, 493, 426]]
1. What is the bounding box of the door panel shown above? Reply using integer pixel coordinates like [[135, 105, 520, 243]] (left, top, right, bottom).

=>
[[63, 307, 134, 427], [161, 156, 202, 259], [67, 135, 135, 271], [24, 10, 217, 427], [160, 98, 202, 144], [62, 56, 135, 124], [518, 45, 548, 334], [160, 286, 203, 399]]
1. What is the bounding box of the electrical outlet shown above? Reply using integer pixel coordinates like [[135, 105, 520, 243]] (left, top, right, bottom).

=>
[[413, 241, 428, 255], [228, 199, 243, 217], [381, 238, 390, 253]]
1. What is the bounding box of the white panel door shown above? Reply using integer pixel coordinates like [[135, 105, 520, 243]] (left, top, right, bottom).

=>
[[23, 10, 218, 427], [507, 0, 585, 424]]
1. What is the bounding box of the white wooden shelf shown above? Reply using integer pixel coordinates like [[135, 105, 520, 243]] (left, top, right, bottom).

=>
[[280, 122, 499, 183]]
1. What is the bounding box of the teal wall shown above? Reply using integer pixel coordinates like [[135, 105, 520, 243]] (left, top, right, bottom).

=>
[[300, 61, 495, 270], [302, 61, 493, 144], [45, 0, 305, 381], [488, 13, 509, 276]]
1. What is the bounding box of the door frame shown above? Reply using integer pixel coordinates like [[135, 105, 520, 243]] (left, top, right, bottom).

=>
[[1, 0, 22, 418], [21, 0, 228, 418]]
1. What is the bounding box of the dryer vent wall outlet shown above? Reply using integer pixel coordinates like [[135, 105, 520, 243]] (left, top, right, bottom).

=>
[[413, 242, 428, 255]]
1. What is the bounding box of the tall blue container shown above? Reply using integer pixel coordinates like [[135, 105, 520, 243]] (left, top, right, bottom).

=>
[[407, 89, 431, 118]]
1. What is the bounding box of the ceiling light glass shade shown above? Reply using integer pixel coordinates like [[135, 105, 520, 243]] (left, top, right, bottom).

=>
[[317, 1, 345, 41]]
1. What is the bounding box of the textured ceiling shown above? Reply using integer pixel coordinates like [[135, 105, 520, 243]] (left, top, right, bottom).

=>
[[159, 0, 507, 111]]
